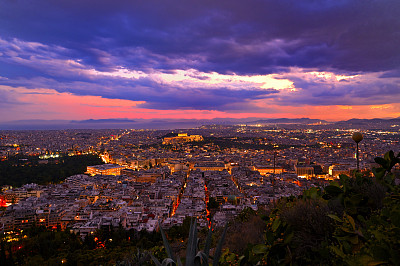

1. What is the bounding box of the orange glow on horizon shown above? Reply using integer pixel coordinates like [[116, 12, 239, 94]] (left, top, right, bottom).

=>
[[1, 85, 399, 122]]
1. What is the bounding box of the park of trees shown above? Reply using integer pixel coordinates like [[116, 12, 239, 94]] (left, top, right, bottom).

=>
[[0, 154, 104, 187]]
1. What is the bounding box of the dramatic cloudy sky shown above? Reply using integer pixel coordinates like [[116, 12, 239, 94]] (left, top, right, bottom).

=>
[[0, 0, 399, 122]]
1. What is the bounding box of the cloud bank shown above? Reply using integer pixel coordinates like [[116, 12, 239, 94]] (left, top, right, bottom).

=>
[[0, 0, 399, 121]]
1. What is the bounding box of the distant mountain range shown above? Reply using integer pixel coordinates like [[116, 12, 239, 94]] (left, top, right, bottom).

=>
[[1, 117, 399, 130], [248, 118, 328, 124], [72, 119, 137, 124], [334, 118, 400, 126]]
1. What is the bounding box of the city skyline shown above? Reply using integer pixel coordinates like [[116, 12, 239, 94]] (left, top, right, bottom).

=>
[[1, 0, 400, 124]]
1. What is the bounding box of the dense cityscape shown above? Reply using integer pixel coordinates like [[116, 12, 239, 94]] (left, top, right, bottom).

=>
[[0, 123, 399, 264], [1, 0, 400, 264], [1, 123, 399, 234]]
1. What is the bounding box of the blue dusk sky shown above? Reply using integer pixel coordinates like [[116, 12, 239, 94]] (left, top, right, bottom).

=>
[[0, 0, 399, 122]]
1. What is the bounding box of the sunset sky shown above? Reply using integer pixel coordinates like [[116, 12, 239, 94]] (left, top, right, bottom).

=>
[[1, 0, 399, 123]]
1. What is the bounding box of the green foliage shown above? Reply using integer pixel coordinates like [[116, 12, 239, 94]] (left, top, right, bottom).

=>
[[0, 154, 103, 187], [235, 207, 257, 222], [224, 207, 266, 258], [165, 217, 192, 241], [328, 194, 400, 265], [302, 186, 322, 199], [152, 218, 228, 266], [372, 150, 400, 190], [220, 150, 400, 266], [0, 225, 162, 265], [219, 248, 243, 265], [213, 223, 228, 266]]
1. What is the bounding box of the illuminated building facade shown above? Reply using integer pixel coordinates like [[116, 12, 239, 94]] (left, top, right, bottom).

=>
[[329, 164, 351, 178], [294, 165, 314, 179], [162, 133, 204, 145], [86, 164, 124, 176], [252, 165, 284, 175]]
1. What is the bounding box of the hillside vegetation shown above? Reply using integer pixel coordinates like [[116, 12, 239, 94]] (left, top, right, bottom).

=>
[[220, 150, 400, 265]]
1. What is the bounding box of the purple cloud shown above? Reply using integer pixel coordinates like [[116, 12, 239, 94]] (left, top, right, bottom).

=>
[[0, 0, 399, 114]]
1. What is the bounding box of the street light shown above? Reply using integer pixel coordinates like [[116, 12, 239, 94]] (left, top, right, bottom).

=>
[[352, 132, 363, 171]]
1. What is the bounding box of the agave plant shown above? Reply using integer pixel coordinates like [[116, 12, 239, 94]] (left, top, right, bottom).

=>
[[151, 218, 228, 266], [117, 248, 150, 266]]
